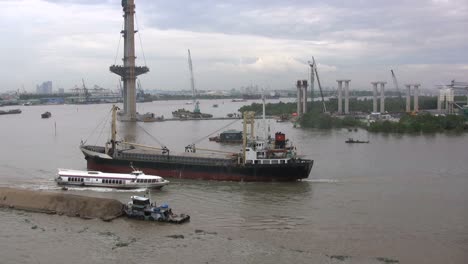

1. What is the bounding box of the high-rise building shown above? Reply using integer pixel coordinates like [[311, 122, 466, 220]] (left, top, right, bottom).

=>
[[36, 81, 53, 94]]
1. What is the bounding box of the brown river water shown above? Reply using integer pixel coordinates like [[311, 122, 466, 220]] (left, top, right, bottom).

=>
[[0, 99, 467, 263]]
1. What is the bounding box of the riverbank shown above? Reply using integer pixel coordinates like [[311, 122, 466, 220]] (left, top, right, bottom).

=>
[[239, 99, 468, 133]]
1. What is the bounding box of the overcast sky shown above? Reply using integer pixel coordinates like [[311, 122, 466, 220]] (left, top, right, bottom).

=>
[[1, 0, 467, 92]]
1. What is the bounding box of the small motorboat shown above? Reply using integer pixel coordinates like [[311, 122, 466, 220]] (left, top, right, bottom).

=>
[[124, 195, 190, 223], [212, 104, 219, 108], [41, 112, 51, 118], [55, 168, 170, 189], [0, 109, 22, 115], [345, 138, 369, 144]]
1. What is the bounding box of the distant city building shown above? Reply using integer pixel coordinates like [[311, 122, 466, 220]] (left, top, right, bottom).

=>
[[58, 88, 64, 94], [36, 81, 53, 94]]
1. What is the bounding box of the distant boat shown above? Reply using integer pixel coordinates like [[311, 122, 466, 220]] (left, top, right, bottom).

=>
[[0, 109, 21, 115], [209, 129, 243, 143], [345, 138, 369, 143], [275, 114, 289, 123], [41, 112, 51, 118], [212, 104, 218, 108], [172, 108, 213, 119], [137, 112, 164, 122]]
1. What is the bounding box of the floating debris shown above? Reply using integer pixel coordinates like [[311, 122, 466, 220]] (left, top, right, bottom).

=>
[[327, 255, 351, 261], [166, 235, 185, 239]]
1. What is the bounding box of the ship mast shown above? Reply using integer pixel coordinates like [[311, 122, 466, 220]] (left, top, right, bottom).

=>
[[262, 92, 267, 141], [111, 105, 119, 150], [242, 111, 255, 164]]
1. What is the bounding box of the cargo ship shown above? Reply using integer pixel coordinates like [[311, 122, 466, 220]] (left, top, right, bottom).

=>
[[80, 106, 313, 181]]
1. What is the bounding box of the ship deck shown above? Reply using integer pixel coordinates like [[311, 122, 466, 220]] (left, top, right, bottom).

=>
[[120, 147, 237, 160]]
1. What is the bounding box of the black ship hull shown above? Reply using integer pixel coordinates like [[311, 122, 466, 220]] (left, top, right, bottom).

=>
[[83, 151, 313, 182]]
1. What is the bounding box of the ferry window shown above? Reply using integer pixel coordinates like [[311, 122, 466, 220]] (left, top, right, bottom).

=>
[[81, 178, 84, 182], [272, 160, 279, 164], [120, 180, 123, 184], [280, 160, 285, 164], [254, 160, 260, 164]]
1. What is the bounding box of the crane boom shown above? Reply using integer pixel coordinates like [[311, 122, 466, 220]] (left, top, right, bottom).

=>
[[312, 57, 327, 113], [391, 69, 404, 110], [188, 49, 196, 104]]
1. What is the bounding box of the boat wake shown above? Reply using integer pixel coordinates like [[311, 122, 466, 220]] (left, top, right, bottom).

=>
[[302, 179, 339, 183], [64, 187, 148, 193], [32, 185, 147, 193]]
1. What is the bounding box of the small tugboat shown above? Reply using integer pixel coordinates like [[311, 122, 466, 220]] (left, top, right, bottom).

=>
[[56, 168, 169, 189], [124, 195, 190, 223], [345, 138, 369, 144], [41, 111, 51, 118]]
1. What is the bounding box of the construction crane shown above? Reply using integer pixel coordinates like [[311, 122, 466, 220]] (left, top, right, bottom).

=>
[[391, 69, 405, 111], [309, 57, 327, 113], [81, 78, 90, 99], [187, 49, 199, 113]]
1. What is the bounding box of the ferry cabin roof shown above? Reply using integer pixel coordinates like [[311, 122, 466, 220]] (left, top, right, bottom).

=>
[[58, 170, 161, 180]]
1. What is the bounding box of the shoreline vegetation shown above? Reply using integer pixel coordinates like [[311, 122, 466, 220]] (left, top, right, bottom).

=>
[[239, 97, 468, 133]]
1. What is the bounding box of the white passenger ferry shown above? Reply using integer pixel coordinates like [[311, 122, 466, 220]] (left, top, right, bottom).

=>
[[55, 169, 169, 189]]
